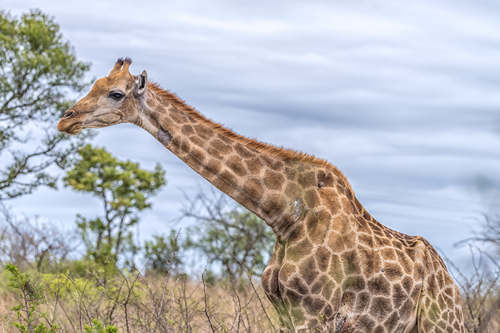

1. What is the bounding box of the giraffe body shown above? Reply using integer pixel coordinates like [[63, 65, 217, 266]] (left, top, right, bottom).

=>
[[57, 58, 466, 332], [256, 160, 465, 332]]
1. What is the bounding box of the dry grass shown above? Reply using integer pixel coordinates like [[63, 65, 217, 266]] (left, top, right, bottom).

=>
[[0, 272, 279, 333]]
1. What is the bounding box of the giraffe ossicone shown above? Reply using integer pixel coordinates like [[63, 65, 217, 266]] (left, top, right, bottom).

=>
[[57, 58, 466, 332]]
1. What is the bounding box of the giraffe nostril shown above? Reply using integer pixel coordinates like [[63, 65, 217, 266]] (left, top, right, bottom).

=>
[[63, 111, 75, 119]]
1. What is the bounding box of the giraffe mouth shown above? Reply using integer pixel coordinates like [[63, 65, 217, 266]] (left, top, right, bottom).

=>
[[68, 124, 83, 134], [58, 120, 83, 135]]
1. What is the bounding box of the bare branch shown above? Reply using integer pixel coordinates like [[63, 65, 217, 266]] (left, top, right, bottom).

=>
[[202, 272, 216, 333]]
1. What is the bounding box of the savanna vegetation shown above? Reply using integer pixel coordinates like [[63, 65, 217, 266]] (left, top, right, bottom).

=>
[[0, 9, 498, 333]]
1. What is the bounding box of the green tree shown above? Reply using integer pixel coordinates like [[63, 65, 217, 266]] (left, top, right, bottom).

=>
[[184, 190, 275, 280], [64, 144, 166, 267], [143, 230, 182, 275], [0, 10, 90, 200]]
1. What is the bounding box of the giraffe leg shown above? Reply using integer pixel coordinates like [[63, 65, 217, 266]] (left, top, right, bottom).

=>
[[261, 241, 296, 331], [262, 263, 295, 331]]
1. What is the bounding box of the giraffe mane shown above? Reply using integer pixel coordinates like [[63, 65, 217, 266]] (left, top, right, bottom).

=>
[[148, 82, 354, 193]]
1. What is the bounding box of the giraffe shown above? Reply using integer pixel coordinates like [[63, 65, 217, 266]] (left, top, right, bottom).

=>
[[57, 58, 466, 332]]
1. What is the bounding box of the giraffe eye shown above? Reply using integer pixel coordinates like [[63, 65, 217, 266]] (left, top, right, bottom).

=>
[[63, 111, 75, 118], [108, 91, 125, 101]]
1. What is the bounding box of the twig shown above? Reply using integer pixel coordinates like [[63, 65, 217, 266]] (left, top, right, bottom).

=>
[[246, 272, 276, 331], [202, 272, 216, 333], [122, 271, 140, 333]]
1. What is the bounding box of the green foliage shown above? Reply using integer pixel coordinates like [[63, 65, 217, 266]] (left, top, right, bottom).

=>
[[84, 320, 118, 333], [36, 265, 141, 329], [0, 9, 90, 200], [64, 144, 166, 267], [144, 230, 182, 275], [184, 193, 275, 279], [4, 264, 57, 333]]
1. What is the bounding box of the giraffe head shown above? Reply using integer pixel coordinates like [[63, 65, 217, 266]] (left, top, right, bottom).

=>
[[57, 57, 148, 134]]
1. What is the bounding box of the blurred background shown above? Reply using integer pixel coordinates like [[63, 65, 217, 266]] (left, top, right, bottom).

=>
[[0, 1, 498, 331]]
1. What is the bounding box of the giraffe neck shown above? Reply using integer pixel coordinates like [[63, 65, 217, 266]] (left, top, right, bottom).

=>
[[133, 83, 353, 240]]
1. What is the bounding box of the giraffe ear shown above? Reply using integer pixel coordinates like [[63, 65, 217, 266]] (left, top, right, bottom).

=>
[[134, 70, 147, 97]]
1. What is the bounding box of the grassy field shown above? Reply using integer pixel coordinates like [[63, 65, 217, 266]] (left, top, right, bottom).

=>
[[0, 268, 279, 333]]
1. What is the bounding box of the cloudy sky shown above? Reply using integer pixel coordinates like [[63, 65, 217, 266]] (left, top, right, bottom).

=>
[[5, 0, 500, 266]]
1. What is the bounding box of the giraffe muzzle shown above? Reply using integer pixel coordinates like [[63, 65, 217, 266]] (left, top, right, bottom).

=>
[[57, 118, 82, 135]]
